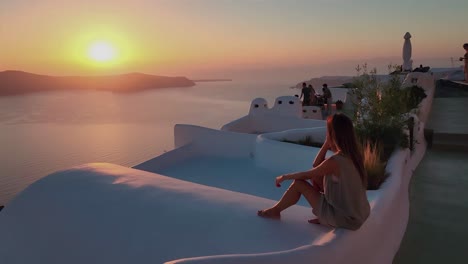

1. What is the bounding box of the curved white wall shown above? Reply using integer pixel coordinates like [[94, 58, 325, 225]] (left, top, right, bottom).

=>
[[222, 96, 326, 134], [270, 96, 303, 117], [135, 124, 259, 172], [302, 106, 322, 119], [222, 115, 326, 134], [0, 164, 321, 264], [175, 124, 258, 157], [261, 127, 327, 143], [254, 127, 329, 173], [0, 145, 424, 264]]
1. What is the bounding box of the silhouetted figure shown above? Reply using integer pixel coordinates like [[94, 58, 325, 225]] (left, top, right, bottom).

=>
[[300, 82, 312, 106], [461, 43, 468, 82], [322, 83, 332, 113]]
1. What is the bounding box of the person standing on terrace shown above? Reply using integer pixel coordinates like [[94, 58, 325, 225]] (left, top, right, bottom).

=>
[[322, 83, 332, 114], [461, 43, 468, 82], [257, 114, 370, 230], [300, 82, 312, 106]]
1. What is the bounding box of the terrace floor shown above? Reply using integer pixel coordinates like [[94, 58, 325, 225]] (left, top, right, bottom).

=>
[[394, 81, 468, 263], [393, 149, 468, 263], [0, 163, 330, 264]]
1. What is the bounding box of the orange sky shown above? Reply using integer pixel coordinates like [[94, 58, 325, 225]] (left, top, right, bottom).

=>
[[1, 0, 466, 79]]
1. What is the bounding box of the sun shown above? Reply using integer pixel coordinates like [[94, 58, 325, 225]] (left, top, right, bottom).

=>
[[88, 41, 116, 62]]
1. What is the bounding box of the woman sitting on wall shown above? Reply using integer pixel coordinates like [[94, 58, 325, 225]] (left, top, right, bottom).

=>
[[322, 83, 332, 113], [257, 113, 370, 230]]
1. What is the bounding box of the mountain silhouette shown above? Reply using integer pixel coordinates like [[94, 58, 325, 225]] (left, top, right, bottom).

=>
[[0, 71, 196, 96]]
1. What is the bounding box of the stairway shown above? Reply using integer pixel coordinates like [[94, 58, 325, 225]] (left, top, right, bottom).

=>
[[426, 96, 468, 151], [432, 132, 468, 151]]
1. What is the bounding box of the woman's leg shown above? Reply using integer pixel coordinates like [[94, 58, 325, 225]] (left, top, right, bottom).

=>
[[258, 180, 321, 218]]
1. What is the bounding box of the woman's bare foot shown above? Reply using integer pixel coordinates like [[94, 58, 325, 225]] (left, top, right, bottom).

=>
[[308, 218, 320, 224], [257, 208, 281, 219]]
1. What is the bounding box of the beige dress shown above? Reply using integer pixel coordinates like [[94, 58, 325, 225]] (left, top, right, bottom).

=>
[[317, 154, 370, 230]]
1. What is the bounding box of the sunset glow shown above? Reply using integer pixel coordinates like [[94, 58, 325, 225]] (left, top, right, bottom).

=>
[[1, 0, 467, 79], [88, 42, 116, 62]]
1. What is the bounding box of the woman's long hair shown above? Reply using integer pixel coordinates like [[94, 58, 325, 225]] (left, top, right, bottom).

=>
[[327, 114, 367, 188]]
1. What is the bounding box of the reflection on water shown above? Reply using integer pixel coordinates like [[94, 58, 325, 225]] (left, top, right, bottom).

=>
[[0, 80, 293, 204]]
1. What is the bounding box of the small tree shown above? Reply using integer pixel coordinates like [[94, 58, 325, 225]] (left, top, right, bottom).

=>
[[403, 85, 427, 112], [351, 64, 410, 161]]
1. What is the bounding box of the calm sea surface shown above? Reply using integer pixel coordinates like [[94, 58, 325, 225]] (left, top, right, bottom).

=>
[[0, 80, 295, 205]]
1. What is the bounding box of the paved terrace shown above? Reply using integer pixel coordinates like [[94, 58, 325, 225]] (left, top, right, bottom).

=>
[[394, 81, 468, 263]]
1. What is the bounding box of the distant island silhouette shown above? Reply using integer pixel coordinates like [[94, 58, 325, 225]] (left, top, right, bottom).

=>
[[0, 71, 196, 96], [192, 79, 232, 82]]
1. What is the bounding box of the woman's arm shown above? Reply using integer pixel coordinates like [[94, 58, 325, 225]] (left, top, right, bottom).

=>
[[313, 143, 330, 167], [313, 135, 337, 167], [276, 157, 338, 186]]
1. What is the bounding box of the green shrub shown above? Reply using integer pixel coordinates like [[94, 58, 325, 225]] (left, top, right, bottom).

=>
[[403, 85, 427, 111]]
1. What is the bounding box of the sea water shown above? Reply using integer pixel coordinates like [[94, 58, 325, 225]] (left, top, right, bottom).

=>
[[0, 80, 295, 205]]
